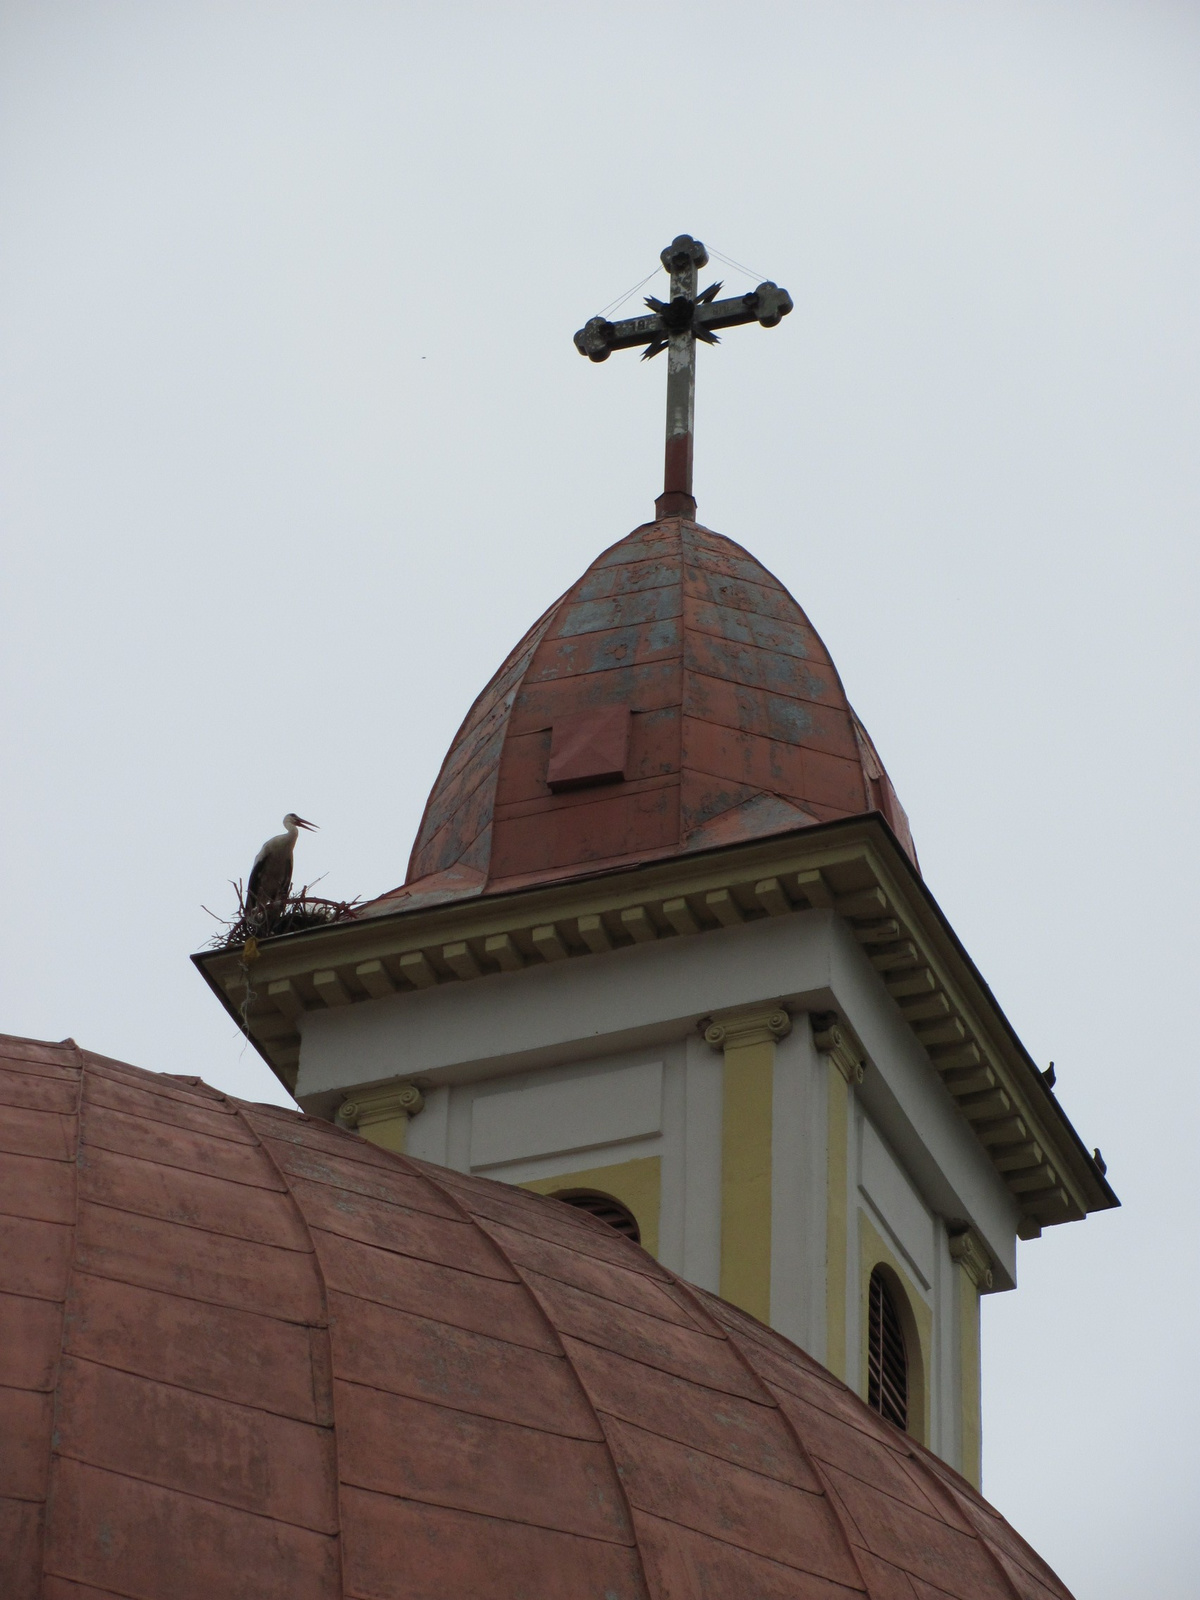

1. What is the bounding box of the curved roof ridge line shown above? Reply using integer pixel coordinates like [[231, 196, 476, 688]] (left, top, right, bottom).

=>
[[403, 595, 565, 885], [399, 1156, 649, 1582], [235, 1096, 346, 1593], [40, 1038, 87, 1599], [657, 1275, 873, 1594], [897, 1434, 1037, 1600]]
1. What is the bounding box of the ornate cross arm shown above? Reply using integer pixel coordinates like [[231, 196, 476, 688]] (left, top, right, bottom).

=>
[[574, 234, 793, 517], [574, 281, 793, 363]]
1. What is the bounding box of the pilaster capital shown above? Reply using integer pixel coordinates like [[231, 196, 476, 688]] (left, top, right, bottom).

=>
[[949, 1226, 995, 1291], [811, 1012, 864, 1085], [703, 1005, 791, 1051], [336, 1080, 424, 1132]]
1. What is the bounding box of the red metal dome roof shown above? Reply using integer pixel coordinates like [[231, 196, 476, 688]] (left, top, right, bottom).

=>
[[372, 515, 914, 916], [3, 1032, 1073, 1600]]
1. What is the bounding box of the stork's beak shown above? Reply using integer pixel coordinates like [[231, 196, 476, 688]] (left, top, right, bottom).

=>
[[294, 816, 318, 831]]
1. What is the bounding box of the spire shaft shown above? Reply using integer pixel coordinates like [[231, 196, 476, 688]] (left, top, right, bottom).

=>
[[659, 241, 702, 517]]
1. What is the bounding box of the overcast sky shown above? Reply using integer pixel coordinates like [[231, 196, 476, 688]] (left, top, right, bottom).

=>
[[2, 3, 1197, 1593]]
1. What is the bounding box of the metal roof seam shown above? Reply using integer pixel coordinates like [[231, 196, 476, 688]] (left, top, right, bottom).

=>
[[235, 1101, 346, 1593], [37, 1038, 85, 1597], [898, 1442, 1044, 1600], [656, 1270, 874, 1594], [405, 604, 564, 883], [430, 1173, 679, 1288], [395, 1159, 650, 1580]]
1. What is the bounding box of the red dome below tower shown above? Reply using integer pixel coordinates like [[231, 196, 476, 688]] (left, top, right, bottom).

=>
[[2, 1033, 1076, 1600], [370, 517, 915, 916]]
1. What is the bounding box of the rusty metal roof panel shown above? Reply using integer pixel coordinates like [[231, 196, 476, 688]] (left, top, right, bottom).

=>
[[576, 554, 681, 602], [555, 585, 683, 638], [1, 1033, 1079, 1600], [683, 670, 859, 757]]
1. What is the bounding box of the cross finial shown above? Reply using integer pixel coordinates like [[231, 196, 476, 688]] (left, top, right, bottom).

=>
[[575, 235, 793, 518]]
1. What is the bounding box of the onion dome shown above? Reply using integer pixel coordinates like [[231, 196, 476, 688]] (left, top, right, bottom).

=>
[[3, 1032, 1072, 1600], [372, 515, 914, 915]]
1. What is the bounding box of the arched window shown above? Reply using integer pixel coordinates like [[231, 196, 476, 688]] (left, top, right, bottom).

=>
[[867, 1266, 908, 1430], [552, 1189, 640, 1243]]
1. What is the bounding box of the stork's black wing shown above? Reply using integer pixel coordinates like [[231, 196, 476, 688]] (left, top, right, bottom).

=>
[[246, 852, 268, 910], [246, 842, 292, 913]]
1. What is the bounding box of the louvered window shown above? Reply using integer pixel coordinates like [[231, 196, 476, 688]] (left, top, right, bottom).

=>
[[554, 1190, 640, 1243], [867, 1266, 908, 1430]]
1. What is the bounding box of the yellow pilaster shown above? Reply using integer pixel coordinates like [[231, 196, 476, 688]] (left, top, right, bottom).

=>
[[949, 1227, 993, 1488], [824, 1062, 850, 1378], [335, 1081, 424, 1153], [705, 1006, 790, 1325]]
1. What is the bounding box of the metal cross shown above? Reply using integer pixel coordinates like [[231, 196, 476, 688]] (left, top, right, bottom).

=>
[[575, 235, 793, 518]]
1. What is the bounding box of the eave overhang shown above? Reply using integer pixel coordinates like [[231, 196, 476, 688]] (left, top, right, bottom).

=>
[[192, 813, 1118, 1236]]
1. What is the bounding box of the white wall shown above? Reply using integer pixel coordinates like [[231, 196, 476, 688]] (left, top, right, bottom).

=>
[[405, 1038, 710, 1283], [468, 1058, 664, 1172]]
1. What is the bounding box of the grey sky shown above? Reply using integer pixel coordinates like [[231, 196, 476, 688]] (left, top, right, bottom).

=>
[[1, 3, 1196, 1593]]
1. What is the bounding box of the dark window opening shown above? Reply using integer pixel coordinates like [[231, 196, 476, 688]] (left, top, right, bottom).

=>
[[867, 1266, 909, 1430], [553, 1189, 640, 1243]]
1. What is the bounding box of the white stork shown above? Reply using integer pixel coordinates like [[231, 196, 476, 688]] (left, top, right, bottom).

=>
[[246, 813, 317, 926]]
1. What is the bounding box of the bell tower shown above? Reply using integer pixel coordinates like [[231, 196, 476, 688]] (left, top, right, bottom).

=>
[[196, 234, 1116, 1487]]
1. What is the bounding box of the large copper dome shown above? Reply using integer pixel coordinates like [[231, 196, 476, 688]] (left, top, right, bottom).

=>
[[367, 515, 915, 915], [1, 1032, 1074, 1600]]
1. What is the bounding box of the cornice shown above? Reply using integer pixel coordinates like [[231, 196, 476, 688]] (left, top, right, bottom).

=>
[[192, 813, 1117, 1235]]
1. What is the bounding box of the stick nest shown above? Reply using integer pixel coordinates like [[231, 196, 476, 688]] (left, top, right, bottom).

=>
[[203, 881, 361, 952]]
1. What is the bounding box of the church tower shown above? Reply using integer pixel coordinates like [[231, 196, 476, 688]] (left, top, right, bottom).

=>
[[197, 235, 1115, 1489]]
